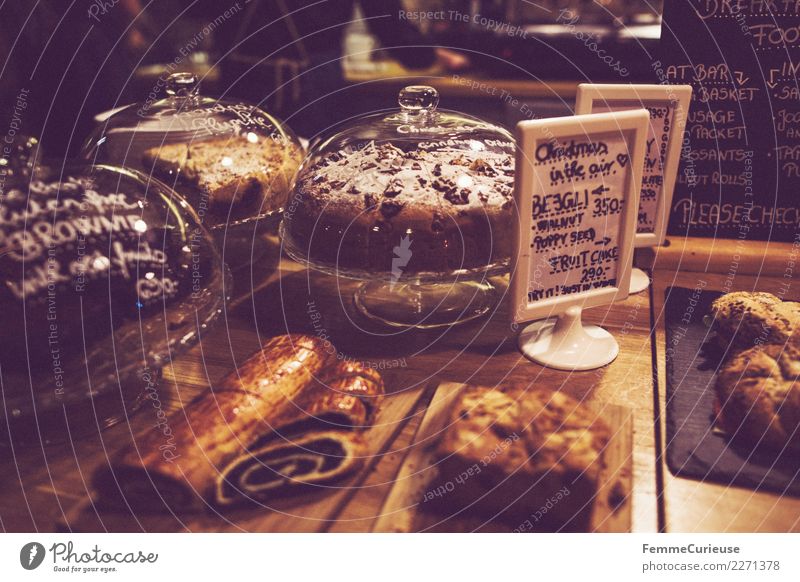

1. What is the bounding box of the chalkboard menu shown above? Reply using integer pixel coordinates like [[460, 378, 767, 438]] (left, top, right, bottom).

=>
[[661, 0, 800, 241], [511, 110, 648, 323]]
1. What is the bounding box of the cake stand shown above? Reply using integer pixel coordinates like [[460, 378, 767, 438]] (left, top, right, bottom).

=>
[[281, 223, 506, 328]]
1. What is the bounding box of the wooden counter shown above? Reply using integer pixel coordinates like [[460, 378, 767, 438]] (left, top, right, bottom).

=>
[[2, 234, 797, 532], [0, 235, 656, 533]]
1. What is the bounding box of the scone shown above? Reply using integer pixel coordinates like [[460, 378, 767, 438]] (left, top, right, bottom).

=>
[[710, 291, 800, 350], [425, 384, 609, 529], [143, 136, 301, 211], [715, 331, 800, 451]]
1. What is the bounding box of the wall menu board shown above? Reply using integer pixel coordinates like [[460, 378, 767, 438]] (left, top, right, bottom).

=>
[[511, 110, 648, 323], [661, 0, 800, 241], [575, 84, 692, 247]]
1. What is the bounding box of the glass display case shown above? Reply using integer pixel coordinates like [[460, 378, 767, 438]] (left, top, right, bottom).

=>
[[82, 72, 304, 265], [0, 138, 227, 444], [281, 86, 515, 328]]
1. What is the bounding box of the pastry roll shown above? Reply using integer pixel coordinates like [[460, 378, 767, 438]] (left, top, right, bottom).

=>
[[93, 335, 383, 512], [216, 431, 366, 507], [214, 361, 384, 507]]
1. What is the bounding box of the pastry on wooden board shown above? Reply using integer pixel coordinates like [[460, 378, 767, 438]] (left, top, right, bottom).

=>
[[423, 384, 609, 529], [92, 334, 384, 511], [216, 431, 367, 507], [710, 291, 800, 350], [714, 330, 800, 451]]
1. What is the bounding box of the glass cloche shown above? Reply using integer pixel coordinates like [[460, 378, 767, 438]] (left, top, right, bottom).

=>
[[0, 138, 227, 445], [281, 86, 516, 328], [82, 73, 304, 235]]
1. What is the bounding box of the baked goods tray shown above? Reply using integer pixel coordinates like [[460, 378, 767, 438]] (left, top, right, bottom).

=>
[[663, 286, 800, 496], [372, 382, 632, 533]]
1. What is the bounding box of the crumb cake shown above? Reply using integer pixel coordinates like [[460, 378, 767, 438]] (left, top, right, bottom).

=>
[[288, 141, 514, 274], [425, 384, 609, 528]]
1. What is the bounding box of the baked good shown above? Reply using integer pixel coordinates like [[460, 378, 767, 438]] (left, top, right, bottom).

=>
[[425, 384, 609, 529], [93, 335, 385, 511], [143, 135, 301, 214], [710, 291, 800, 350], [288, 141, 514, 273], [715, 331, 800, 451], [217, 431, 366, 506]]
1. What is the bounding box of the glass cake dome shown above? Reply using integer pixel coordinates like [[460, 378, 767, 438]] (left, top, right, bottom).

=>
[[82, 73, 304, 236], [0, 138, 227, 445], [281, 86, 516, 328]]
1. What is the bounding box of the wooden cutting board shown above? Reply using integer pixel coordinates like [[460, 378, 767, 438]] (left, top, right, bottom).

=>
[[372, 382, 633, 533]]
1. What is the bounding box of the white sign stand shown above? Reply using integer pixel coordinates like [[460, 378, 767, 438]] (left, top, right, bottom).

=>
[[628, 267, 651, 295], [575, 83, 692, 294], [518, 305, 620, 371], [511, 110, 648, 370]]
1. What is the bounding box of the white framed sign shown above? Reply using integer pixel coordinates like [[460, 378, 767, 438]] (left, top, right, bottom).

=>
[[510, 110, 648, 370], [575, 83, 692, 248]]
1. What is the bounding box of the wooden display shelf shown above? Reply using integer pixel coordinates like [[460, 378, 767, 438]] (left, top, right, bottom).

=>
[[344, 61, 579, 100], [642, 236, 799, 277]]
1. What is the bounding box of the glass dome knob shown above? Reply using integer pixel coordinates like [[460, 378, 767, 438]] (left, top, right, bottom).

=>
[[398, 85, 439, 114], [165, 72, 200, 99]]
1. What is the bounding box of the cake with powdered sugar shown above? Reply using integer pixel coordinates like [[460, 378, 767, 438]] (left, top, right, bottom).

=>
[[288, 141, 515, 274]]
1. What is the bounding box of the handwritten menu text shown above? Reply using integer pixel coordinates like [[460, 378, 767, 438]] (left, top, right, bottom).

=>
[[662, 0, 800, 241], [592, 101, 672, 234], [526, 133, 629, 302]]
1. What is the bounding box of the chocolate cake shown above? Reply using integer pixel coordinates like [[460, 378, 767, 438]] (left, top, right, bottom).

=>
[[288, 141, 515, 274]]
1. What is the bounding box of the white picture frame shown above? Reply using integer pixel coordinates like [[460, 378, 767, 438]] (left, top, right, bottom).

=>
[[510, 109, 649, 325], [575, 83, 692, 248]]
